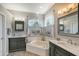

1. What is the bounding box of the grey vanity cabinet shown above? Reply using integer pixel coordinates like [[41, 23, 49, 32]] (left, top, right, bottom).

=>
[[49, 42, 75, 56], [9, 37, 26, 52]]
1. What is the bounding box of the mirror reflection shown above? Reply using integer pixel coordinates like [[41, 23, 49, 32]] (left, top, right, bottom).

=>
[[59, 12, 78, 34]]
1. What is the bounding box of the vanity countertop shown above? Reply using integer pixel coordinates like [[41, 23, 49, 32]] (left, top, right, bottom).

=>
[[8, 35, 27, 38], [48, 39, 79, 56]]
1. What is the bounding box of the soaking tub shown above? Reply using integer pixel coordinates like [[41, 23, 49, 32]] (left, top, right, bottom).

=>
[[26, 40, 49, 56]]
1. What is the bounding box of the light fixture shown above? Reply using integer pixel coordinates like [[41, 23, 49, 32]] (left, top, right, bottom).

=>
[[36, 12, 40, 14], [15, 17, 25, 21], [40, 6, 43, 9], [58, 10, 62, 15], [62, 8, 68, 13], [68, 3, 77, 10], [57, 3, 77, 15], [58, 9, 64, 15]]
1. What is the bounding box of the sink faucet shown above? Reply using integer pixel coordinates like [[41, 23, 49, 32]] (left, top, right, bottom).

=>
[[41, 36, 45, 41], [56, 38, 60, 41], [68, 39, 73, 44]]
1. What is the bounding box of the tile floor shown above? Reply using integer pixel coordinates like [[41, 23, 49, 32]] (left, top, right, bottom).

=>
[[8, 51, 39, 56]]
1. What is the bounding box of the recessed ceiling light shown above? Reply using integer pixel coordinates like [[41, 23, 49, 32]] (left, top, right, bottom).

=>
[[40, 6, 43, 9], [36, 12, 40, 14]]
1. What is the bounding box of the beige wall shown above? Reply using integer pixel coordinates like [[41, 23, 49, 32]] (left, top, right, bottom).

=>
[[52, 3, 79, 45]]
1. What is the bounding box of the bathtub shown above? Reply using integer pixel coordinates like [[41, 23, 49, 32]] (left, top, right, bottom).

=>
[[26, 40, 49, 56]]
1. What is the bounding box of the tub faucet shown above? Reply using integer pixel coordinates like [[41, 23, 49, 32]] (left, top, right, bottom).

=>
[[56, 38, 60, 41], [41, 36, 45, 41]]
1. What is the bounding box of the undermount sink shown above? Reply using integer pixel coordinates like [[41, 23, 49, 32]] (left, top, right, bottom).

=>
[[56, 40, 68, 46], [57, 41, 64, 43], [56, 40, 75, 48]]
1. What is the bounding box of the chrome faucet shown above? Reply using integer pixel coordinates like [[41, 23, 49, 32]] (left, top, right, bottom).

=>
[[41, 36, 45, 41], [56, 38, 60, 41], [67, 39, 73, 44]]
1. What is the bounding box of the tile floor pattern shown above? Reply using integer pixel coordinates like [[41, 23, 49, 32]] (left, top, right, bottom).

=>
[[8, 51, 39, 56]]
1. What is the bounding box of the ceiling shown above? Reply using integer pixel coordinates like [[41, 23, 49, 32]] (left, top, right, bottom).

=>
[[1, 3, 54, 14]]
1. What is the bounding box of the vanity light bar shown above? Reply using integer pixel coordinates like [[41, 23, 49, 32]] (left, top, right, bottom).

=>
[[58, 3, 77, 15], [15, 17, 25, 21]]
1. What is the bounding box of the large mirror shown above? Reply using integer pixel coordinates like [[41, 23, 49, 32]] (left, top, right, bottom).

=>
[[58, 11, 79, 36]]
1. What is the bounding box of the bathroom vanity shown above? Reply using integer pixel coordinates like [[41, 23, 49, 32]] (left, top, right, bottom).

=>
[[48, 39, 79, 56], [9, 36, 26, 52], [49, 41, 75, 56], [48, 3, 79, 56]]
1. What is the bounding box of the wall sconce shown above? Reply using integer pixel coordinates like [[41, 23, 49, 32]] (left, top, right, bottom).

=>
[[58, 10, 63, 15], [62, 8, 68, 13]]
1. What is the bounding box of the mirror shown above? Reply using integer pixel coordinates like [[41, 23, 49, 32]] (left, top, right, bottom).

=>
[[58, 11, 78, 35], [15, 21, 24, 31]]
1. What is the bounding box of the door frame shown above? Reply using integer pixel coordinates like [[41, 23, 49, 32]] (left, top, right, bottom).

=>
[[0, 12, 6, 56]]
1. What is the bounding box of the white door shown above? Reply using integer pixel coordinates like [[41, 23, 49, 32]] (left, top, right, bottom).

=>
[[0, 14, 3, 56]]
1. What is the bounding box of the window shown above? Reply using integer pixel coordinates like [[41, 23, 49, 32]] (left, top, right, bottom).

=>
[[28, 19, 43, 36]]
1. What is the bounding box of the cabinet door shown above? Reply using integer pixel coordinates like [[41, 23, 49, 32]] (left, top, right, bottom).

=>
[[9, 38, 16, 52], [49, 42, 55, 56], [15, 38, 26, 51], [19, 38, 26, 50], [9, 38, 26, 52], [16, 38, 21, 50], [49, 42, 76, 56], [69, 53, 75, 56], [49, 46, 51, 56], [55, 46, 69, 56]]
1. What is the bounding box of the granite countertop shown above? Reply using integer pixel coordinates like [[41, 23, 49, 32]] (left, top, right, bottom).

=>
[[48, 39, 79, 56]]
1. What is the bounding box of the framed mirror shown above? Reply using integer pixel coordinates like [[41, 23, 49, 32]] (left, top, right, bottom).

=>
[[58, 11, 79, 37], [59, 24, 64, 31], [15, 21, 24, 31]]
